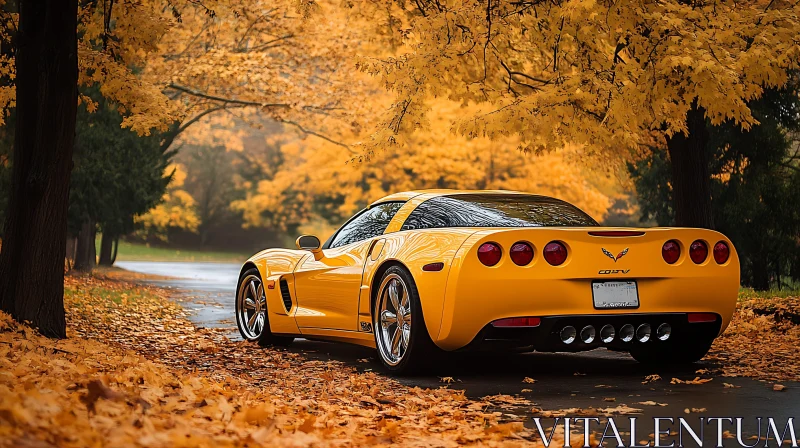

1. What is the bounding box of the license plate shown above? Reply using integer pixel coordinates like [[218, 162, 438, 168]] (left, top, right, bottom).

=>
[[592, 281, 639, 309]]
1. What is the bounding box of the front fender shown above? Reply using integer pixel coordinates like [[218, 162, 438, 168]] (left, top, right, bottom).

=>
[[242, 248, 308, 335]]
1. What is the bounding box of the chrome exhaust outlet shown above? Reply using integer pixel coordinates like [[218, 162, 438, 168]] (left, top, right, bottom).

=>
[[560, 326, 577, 344], [600, 325, 615, 343], [656, 323, 672, 341], [619, 324, 635, 342], [636, 323, 652, 343], [580, 325, 596, 344]]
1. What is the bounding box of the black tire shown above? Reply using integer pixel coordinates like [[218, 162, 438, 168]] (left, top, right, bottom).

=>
[[235, 268, 293, 347], [373, 265, 439, 374], [629, 338, 713, 364]]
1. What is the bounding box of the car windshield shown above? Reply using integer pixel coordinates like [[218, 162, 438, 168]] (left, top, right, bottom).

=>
[[401, 194, 598, 230]]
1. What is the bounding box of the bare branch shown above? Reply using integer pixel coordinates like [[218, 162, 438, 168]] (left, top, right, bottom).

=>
[[165, 83, 291, 109], [246, 34, 295, 53], [280, 119, 355, 153]]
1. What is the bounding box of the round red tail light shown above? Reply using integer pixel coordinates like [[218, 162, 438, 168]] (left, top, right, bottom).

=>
[[543, 241, 567, 266], [477, 242, 502, 266], [510, 242, 534, 266], [662, 240, 680, 264], [713, 241, 730, 264], [689, 240, 708, 264]]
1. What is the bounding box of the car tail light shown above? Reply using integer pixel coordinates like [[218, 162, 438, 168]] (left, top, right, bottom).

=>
[[689, 240, 708, 264], [477, 242, 502, 266], [510, 242, 534, 266], [543, 241, 567, 266], [662, 240, 680, 264], [688, 313, 717, 323], [713, 241, 730, 264], [492, 317, 541, 328]]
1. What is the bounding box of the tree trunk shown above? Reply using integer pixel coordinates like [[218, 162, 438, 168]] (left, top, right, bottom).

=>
[[98, 232, 114, 266], [65, 236, 77, 270], [751, 260, 770, 291], [666, 102, 714, 229], [74, 218, 96, 272], [0, 0, 78, 338], [110, 237, 119, 264]]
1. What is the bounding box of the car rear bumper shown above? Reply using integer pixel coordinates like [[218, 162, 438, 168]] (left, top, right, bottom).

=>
[[424, 226, 739, 351], [460, 313, 722, 352], [432, 277, 737, 350]]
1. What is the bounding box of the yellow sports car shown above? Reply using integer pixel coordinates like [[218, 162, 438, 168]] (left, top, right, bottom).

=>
[[236, 190, 739, 373]]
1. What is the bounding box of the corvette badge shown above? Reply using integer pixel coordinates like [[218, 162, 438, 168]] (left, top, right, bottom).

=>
[[602, 247, 629, 262]]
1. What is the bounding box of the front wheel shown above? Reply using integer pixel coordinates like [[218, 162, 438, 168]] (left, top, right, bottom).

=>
[[235, 268, 293, 347], [373, 266, 438, 374]]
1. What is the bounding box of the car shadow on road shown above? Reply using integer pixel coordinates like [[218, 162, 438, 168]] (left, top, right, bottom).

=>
[[284, 338, 713, 398]]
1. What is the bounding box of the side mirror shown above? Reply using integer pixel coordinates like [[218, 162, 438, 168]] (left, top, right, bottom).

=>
[[296, 235, 321, 251]]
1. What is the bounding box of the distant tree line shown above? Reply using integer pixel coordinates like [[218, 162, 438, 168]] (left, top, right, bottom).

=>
[[0, 90, 175, 272], [630, 79, 800, 290], [67, 89, 175, 271]]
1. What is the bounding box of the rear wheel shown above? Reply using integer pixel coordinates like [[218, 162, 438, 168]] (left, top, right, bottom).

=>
[[235, 268, 293, 347], [629, 338, 714, 364], [373, 266, 437, 374]]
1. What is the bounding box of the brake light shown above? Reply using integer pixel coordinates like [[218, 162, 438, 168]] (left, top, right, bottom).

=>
[[543, 241, 568, 266], [588, 231, 646, 237], [510, 242, 534, 266], [689, 240, 708, 264], [492, 317, 541, 328], [688, 313, 717, 323], [477, 242, 502, 266], [713, 241, 730, 264], [662, 240, 680, 264]]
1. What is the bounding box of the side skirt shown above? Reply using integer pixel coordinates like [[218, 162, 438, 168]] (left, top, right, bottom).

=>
[[296, 327, 377, 349]]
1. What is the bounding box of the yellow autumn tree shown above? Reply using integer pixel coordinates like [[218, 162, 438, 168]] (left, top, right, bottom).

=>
[[0, 0, 373, 334], [2, 0, 371, 137], [143, 0, 378, 152], [353, 0, 800, 228], [136, 164, 200, 240], [233, 100, 622, 239]]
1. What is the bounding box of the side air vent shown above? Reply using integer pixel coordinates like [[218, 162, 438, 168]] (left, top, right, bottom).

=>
[[279, 278, 293, 312]]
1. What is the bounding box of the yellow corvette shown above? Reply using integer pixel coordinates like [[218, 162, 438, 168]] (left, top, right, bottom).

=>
[[236, 190, 739, 373]]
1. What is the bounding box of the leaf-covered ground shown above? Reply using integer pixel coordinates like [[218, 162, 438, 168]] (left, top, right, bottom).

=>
[[709, 296, 800, 382], [1, 272, 798, 447], [1, 274, 556, 447]]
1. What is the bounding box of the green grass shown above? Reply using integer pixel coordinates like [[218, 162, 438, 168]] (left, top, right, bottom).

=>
[[98, 238, 250, 263], [738, 286, 800, 300]]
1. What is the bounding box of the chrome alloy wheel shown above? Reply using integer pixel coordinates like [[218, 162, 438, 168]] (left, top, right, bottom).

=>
[[376, 273, 412, 366], [237, 274, 267, 340]]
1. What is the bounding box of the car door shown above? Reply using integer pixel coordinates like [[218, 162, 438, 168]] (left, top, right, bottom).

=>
[[293, 202, 405, 331]]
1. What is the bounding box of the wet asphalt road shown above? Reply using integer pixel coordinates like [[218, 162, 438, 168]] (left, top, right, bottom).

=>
[[118, 261, 800, 445]]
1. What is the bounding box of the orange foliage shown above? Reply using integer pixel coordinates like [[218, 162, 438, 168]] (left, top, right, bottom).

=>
[[233, 100, 620, 233]]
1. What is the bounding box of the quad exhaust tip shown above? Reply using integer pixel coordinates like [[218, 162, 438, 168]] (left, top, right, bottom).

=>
[[560, 326, 577, 344], [580, 325, 596, 344], [600, 324, 615, 343], [657, 323, 672, 341], [636, 323, 652, 343], [619, 324, 635, 342], [560, 323, 670, 344]]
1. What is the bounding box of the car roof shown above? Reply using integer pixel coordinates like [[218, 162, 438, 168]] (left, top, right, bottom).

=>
[[369, 189, 528, 207]]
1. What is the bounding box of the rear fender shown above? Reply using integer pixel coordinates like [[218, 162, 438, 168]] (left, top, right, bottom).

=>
[[361, 229, 478, 341]]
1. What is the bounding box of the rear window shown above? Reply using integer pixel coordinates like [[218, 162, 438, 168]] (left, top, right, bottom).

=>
[[400, 194, 598, 230]]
